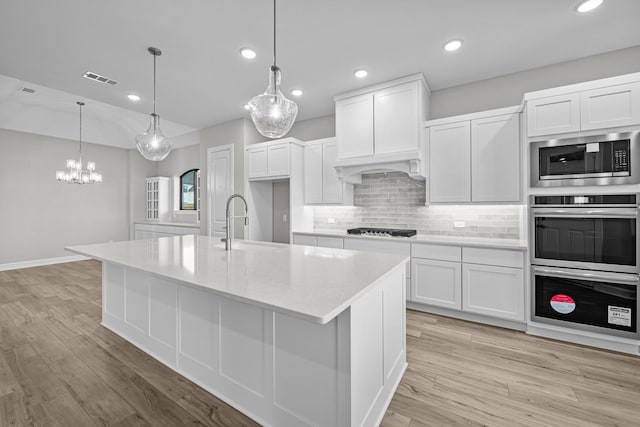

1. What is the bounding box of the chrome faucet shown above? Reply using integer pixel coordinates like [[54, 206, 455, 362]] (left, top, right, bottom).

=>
[[221, 193, 248, 251]]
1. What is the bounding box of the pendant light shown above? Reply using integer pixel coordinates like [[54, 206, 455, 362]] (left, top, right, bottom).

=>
[[56, 102, 103, 184], [248, 0, 298, 139], [135, 47, 173, 161]]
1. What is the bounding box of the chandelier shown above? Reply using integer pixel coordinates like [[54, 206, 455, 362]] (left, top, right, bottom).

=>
[[248, 0, 298, 138], [135, 47, 173, 161], [56, 102, 102, 184]]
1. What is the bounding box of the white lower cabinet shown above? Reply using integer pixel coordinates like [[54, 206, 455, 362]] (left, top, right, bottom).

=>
[[292, 234, 317, 247], [292, 234, 344, 249], [462, 264, 524, 321], [411, 243, 525, 323], [412, 258, 461, 309]]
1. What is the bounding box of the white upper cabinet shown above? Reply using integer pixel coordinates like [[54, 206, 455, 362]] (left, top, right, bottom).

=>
[[267, 143, 290, 176], [525, 75, 640, 137], [335, 94, 374, 159], [247, 139, 298, 180], [428, 121, 471, 203], [145, 177, 170, 221], [334, 74, 429, 165], [427, 106, 521, 204], [580, 82, 640, 131], [304, 138, 352, 205], [471, 113, 520, 202], [526, 93, 580, 137], [374, 82, 421, 155]]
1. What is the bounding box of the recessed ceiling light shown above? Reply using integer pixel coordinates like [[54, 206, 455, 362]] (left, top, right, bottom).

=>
[[576, 0, 603, 12], [354, 69, 368, 78], [240, 48, 257, 59], [128, 94, 141, 101], [291, 89, 303, 97], [444, 39, 463, 52], [243, 104, 250, 110]]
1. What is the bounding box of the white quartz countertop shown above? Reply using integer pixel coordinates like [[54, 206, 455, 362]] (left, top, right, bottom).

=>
[[66, 235, 408, 325], [293, 230, 528, 250]]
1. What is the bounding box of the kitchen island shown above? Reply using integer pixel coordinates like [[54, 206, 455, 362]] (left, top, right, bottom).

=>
[[67, 235, 408, 427]]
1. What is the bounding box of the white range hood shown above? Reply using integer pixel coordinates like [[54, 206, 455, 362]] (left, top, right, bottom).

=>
[[331, 73, 430, 185], [333, 150, 426, 184]]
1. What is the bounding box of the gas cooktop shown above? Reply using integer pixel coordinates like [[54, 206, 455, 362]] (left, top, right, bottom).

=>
[[346, 227, 417, 238]]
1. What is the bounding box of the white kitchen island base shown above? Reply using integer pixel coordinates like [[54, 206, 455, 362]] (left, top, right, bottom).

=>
[[101, 262, 406, 427]]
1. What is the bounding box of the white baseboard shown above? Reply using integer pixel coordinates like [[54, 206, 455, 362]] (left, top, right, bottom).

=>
[[0, 255, 90, 271]]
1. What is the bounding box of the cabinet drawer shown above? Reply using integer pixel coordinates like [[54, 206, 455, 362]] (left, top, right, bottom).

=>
[[317, 236, 343, 249], [292, 234, 317, 247], [411, 243, 461, 262], [462, 247, 524, 269]]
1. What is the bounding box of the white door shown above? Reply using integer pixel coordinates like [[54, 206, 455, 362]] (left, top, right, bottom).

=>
[[208, 145, 234, 239]]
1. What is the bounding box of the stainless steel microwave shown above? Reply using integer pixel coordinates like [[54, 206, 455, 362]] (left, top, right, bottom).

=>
[[531, 131, 640, 187]]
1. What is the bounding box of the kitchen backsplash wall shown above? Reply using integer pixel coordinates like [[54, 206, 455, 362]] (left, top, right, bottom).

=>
[[313, 172, 524, 240]]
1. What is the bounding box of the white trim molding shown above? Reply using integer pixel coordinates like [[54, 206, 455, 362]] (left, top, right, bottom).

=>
[[0, 255, 90, 271]]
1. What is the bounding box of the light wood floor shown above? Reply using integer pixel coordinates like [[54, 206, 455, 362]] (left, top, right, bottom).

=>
[[0, 261, 639, 426]]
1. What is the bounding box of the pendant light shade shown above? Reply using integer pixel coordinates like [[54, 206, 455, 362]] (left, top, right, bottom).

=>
[[248, 0, 298, 138], [136, 47, 173, 161]]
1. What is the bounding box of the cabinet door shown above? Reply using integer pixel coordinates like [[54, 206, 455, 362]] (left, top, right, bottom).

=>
[[374, 81, 420, 155], [335, 94, 374, 159], [462, 264, 524, 321], [526, 93, 580, 137], [429, 121, 471, 202], [292, 234, 317, 246], [580, 82, 640, 131], [247, 147, 268, 179], [471, 114, 520, 202], [411, 259, 461, 309], [322, 142, 343, 203], [304, 144, 323, 204], [268, 143, 290, 177]]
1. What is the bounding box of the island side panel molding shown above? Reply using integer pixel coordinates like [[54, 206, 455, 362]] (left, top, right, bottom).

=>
[[101, 262, 407, 427]]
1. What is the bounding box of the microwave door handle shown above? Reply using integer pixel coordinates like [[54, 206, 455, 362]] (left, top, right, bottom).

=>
[[533, 267, 640, 283]]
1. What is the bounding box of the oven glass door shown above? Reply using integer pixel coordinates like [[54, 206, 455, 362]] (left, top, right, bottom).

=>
[[533, 208, 637, 273], [532, 267, 639, 339]]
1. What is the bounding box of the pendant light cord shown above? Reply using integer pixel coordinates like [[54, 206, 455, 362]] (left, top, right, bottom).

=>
[[273, 0, 277, 67], [78, 102, 83, 159], [153, 52, 157, 115]]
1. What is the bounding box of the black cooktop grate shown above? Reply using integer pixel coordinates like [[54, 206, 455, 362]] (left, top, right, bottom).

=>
[[347, 227, 417, 237]]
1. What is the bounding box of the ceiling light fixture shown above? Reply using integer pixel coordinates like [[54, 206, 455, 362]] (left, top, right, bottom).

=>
[[444, 39, 463, 52], [240, 48, 257, 59], [247, 0, 298, 139], [135, 47, 173, 161], [290, 89, 303, 97], [576, 0, 603, 12], [354, 69, 368, 78], [128, 94, 141, 101], [56, 102, 102, 184]]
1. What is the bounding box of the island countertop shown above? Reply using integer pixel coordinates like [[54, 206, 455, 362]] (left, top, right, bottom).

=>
[[66, 235, 408, 325]]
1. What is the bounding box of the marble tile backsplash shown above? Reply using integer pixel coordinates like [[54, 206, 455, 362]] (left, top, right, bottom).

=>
[[313, 172, 524, 239]]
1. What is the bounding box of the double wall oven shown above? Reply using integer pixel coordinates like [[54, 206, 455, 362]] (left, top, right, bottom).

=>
[[530, 194, 639, 339]]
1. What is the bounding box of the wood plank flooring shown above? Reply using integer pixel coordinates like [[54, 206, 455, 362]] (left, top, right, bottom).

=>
[[1, 260, 639, 426]]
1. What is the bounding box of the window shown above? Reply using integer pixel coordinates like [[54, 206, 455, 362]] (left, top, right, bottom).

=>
[[180, 169, 199, 210]]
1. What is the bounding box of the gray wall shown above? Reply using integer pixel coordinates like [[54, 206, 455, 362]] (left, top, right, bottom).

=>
[[0, 128, 130, 264], [430, 45, 640, 119]]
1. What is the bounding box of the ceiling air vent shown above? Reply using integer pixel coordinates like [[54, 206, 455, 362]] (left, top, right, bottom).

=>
[[83, 71, 119, 86], [19, 87, 36, 94]]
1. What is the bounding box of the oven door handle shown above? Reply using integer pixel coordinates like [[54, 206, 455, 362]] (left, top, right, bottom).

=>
[[531, 208, 639, 218], [533, 267, 640, 283]]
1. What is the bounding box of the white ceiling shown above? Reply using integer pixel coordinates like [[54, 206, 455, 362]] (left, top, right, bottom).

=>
[[1, 0, 639, 146]]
